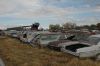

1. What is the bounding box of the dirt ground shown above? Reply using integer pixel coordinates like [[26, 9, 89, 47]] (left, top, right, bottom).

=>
[[0, 37, 100, 66]]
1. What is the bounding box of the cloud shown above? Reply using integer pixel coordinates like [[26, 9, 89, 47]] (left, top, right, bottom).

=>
[[0, 0, 100, 27], [0, 0, 42, 15], [0, 25, 16, 30], [7, 5, 100, 19], [0, 0, 100, 18], [0, 25, 6, 30], [15, 0, 41, 7], [0, 0, 18, 15]]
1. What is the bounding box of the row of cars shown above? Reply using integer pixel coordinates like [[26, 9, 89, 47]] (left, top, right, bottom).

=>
[[47, 34, 100, 59], [6, 30, 100, 60]]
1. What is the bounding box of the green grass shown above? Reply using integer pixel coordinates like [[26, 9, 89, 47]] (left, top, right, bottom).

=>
[[0, 37, 100, 66]]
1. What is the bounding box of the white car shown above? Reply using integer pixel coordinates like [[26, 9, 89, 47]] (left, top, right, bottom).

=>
[[61, 34, 100, 59], [38, 33, 75, 46], [19, 31, 71, 46], [77, 43, 100, 58], [61, 41, 90, 57]]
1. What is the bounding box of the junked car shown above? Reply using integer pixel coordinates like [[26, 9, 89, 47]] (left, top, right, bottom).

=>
[[37, 33, 71, 46], [20, 32, 59, 44], [47, 35, 76, 51], [7, 30, 20, 38], [10, 32, 18, 38], [19, 31, 71, 46], [61, 34, 100, 58], [47, 31, 90, 51], [61, 41, 90, 57]]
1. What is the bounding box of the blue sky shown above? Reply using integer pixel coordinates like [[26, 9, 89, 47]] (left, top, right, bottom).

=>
[[0, 0, 100, 29]]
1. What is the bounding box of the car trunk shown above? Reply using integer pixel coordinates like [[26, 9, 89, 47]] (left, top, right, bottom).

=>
[[65, 44, 89, 52]]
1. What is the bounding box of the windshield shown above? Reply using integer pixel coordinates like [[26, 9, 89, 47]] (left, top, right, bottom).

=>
[[40, 34, 60, 41], [87, 37, 100, 44]]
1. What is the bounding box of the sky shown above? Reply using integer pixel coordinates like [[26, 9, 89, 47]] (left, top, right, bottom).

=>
[[0, 0, 100, 29]]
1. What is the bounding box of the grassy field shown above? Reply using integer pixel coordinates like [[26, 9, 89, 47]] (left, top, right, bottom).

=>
[[0, 37, 100, 66]]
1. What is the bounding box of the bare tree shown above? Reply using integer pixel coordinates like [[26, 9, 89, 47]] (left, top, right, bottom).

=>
[[97, 23, 100, 30], [49, 24, 61, 32], [62, 22, 76, 30]]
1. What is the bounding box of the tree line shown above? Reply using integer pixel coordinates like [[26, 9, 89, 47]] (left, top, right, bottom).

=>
[[6, 22, 100, 31], [49, 22, 100, 32]]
